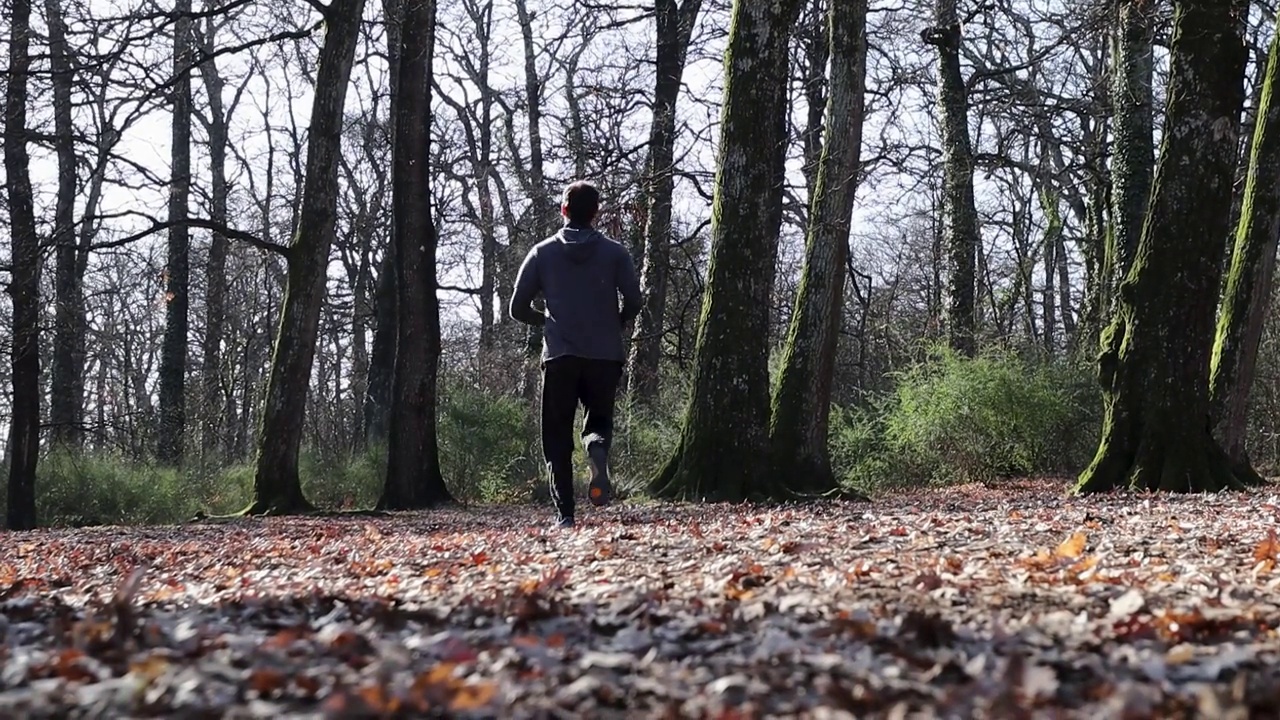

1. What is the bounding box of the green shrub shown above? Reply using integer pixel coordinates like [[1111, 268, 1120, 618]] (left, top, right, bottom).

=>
[[201, 463, 254, 514], [589, 393, 684, 500], [34, 450, 199, 527], [300, 445, 385, 509], [438, 382, 532, 501], [830, 347, 1100, 491]]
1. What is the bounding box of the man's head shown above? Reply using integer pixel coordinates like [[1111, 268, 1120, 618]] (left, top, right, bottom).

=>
[[561, 181, 600, 226]]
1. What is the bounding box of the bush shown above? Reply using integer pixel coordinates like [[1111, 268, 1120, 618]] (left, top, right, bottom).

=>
[[33, 450, 200, 527], [437, 381, 532, 501], [592, 390, 685, 500], [831, 347, 1100, 491], [300, 446, 385, 510]]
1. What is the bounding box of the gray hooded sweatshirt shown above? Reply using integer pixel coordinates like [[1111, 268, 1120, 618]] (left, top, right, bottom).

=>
[[509, 224, 643, 363]]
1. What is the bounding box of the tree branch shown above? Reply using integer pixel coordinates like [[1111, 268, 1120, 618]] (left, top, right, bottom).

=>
[[81, 212, 291, 257]]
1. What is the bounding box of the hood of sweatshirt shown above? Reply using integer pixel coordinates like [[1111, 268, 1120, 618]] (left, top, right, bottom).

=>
[[557, 225, 603, 263]]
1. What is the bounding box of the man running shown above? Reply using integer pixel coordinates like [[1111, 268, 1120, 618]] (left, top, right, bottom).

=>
[[510, 180, 644, 528]]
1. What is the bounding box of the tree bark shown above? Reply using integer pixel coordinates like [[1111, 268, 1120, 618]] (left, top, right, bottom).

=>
[[1039, 187, 1065, 353], [627, 0, 702, 404], [379, 0, 452, 510], [5, 0, 42, 530], [1108, 0, 1155, 284], [46, 0, 85, 449], [1209, 13, 1280, 470], [513, 0, 557, 402], [923, 6, 980, 357], [768, 0, 868, 497], [364, 0, 401, 448], [248, 0, 366, 514], [797, 0, 829, 201], [199, 16, 231, 462], [1075, 0, 1255, 494], [158, 0, 194, 465], [650, 0, 804, 502], [365, 251, 396, 445]]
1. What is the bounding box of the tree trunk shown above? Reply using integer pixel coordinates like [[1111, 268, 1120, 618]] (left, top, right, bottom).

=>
[[650, 0, 804, 502], [46, 0, 85, 449], [364, 0, 401, 448], [199, 17, 231, 462], [365, 251, 396, 445], [1075, 119, 1111, 356], [1075, 0, 1255, 494], [158, 0, 194, 465], [1040, 187, 1065, 353], [249, 0, 366, 514], [797, 0, 829, 201], [1209, 14, 1280, 470], [1108, 0, 1155, 284], [768, 0, 868, 497], [379, 0, 452, 510], [5, 0, 41, 530], [923, 5, 980, 357], [627, 0, 702, 404], [513, 0, 556, 402]]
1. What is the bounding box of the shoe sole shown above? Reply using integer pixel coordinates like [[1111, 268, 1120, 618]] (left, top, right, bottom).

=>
[[587, 446, 612, 507]]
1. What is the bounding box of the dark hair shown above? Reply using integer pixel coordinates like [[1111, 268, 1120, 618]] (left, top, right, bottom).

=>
[[562, 181, 600, 225]]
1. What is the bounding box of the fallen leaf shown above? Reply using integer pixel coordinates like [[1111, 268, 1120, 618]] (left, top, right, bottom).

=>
[[1055, 531, 1088, 559]]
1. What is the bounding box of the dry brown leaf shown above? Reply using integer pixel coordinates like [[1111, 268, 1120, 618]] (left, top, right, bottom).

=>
[[1253, 529, 1280, 563], [450, 681, 498, 711], [1055, 531, 1088, 559]]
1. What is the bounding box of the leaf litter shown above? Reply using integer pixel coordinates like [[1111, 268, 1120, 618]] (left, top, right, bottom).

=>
[[3, 478, 1280, 717]]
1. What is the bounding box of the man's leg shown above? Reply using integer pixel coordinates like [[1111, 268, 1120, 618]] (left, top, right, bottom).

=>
[[540, 358, 580, 525], [579, 360, 623, 506]]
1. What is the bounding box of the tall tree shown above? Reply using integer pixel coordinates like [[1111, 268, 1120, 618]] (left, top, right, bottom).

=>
[[197, 13, 233, 461], [364, 0, 403, 448], [158, 0, 194, 464], [247, 0, 368, 514], [1210, 17, 1280, 468], [1108, 0, 1155, 285], [511, 0, 557, 401], [379, 0, 453, 509], [627, 0, 703, 404], [46, 0, 86, 448], [5, 0, 42, 530], [650, 0, 803, 501], [769, 0, 869, 495], [1075, 0, 1256, 494], [923, 0, 980, 356]]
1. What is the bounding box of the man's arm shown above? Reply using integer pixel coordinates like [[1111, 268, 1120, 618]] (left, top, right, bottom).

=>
[[617, 250, 643, 327], [509, 247, 545, 326]]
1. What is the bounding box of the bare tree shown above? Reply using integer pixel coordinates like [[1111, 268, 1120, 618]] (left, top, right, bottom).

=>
[[5, 0, 42, 530], [1211, 15, 1280, 468], [770, 0, 870, 496], [1076, 0, 1257, 494], [627, 0, 704, 404], [248, 0, 369, 514], [651, 0, 804, 501], [379, 0, 453, 509], [158, 0, 195, 464]]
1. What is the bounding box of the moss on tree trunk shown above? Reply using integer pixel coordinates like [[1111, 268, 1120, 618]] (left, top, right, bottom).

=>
[[923, 4, 980, 357], [1108, 0, 1155, 282], [650, 0, 803, 502], [1075, 0, 1254, 495], [1209, 12, 1280, 475], [247, 0, 366, 515], [378, 0, 453, 510], [769, 0, 869, 498]]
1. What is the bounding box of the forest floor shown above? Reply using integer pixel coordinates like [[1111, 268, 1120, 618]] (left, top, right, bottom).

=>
[[2, 479, 1280, 718]]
